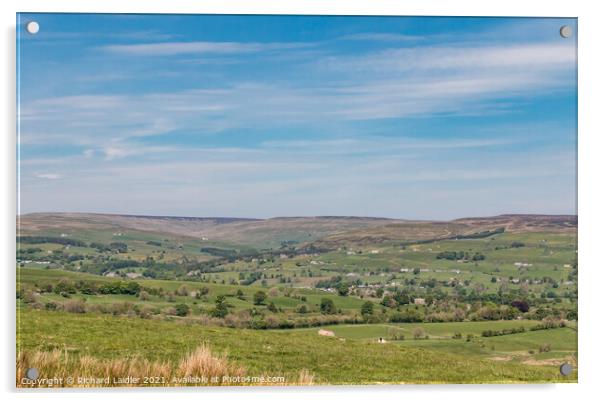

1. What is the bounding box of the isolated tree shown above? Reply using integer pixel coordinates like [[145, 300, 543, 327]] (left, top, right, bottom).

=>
[[211, 294, 229, 318], [510, 299, 530, 313], [337, 283, 349, 296], [174, 303, 190, 317], [361, 301, 374, 317], [413, 327, 426, 340], [320, 298, 336, 315], [296, 304, 309, 314], [253, 290, 267, 305], [54, 279, 76, 295], [176, 285, 189, 296]]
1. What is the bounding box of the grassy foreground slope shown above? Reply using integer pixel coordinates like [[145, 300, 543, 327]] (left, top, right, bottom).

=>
[[290, 322, 577, 364], [18, 309, 574, 385]]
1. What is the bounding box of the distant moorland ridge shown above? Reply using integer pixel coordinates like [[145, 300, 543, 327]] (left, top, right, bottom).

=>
[[17, 212, 577, 249]]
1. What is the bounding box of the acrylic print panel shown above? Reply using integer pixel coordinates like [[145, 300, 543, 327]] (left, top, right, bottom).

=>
[[16, 14, 577, 387]]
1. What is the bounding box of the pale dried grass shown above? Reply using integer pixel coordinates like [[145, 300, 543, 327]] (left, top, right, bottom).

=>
[[17, 345, 314, 387]]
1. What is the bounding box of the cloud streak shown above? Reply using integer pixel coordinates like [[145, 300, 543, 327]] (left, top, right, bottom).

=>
[[337, 32, 425, 42], [34, 173, 62, 180], [102, 41, 310, 56], [20, 39, 576, 149], [318, 43, 575, 73]]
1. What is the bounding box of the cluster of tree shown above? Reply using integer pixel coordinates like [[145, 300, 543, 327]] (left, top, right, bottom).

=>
[[52, 279, 78, 295], [455, 228, 505, 239], [109, 242, 128, 253], [455, 291, 533, 305], [389, 308, 424, 323], [473, 304, 520, 320], [523, 305, 577, 321], [245, 313, 362, 330], [200, 247, 260, 262], [103, 259, 141, 269], [239, 272, 264, 286], [481, 326, 526, 337], [77, 256, 226, 279], [88, 241, 127, 253], [27, 297, 163, 319], [398, 228, 505, 248], [494, 241, 526, 251], [41, 278, 142, 297], [296, 244, 330, 254], [376, 280, 572, 312], [17, 237, 133, 256], [315, 275, 361, 296], [19, 236, 87, 247], [200, 247, 239, 258], [90, 242, 112, 252], [529, 317, 567, 331], [381, 289, 412, 308], [16, 247, 42, 256], [436, 251, 485, 261], [206, 290, 272, 318], [97, 280, 141, 295]]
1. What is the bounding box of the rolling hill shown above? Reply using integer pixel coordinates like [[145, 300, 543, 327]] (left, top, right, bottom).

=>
[[17, 212, 577, 250]]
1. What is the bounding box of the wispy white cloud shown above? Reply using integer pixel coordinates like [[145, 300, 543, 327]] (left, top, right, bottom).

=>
[[337, 32, 424, 42], [317, 43, 575, 73], [102, 144, 178, 160], [18, 70, 573, 150], [261, 136, 521, 156], [19, 146, 575, 219], [20, 28, 178, 42], [19, 38, 576, 154], [34, 173, 62, 180], [102, 41, 310, 56]]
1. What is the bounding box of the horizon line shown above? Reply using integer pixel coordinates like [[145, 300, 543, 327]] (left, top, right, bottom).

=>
[[16, 211, 578, 223]]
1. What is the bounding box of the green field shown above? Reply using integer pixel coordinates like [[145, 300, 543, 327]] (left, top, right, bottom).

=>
[[16, 213, 578, 386], [18, 309, 576, 385], [290, 321, 577, 363]]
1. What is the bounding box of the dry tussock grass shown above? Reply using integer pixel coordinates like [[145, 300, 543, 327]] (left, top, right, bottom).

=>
[[295, 369, 314, 386], [17, 345, 314, 387], [176, 346, 245, 379]]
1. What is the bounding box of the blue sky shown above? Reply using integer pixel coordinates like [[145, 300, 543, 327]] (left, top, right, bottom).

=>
[[17, 14, 577, 220]]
